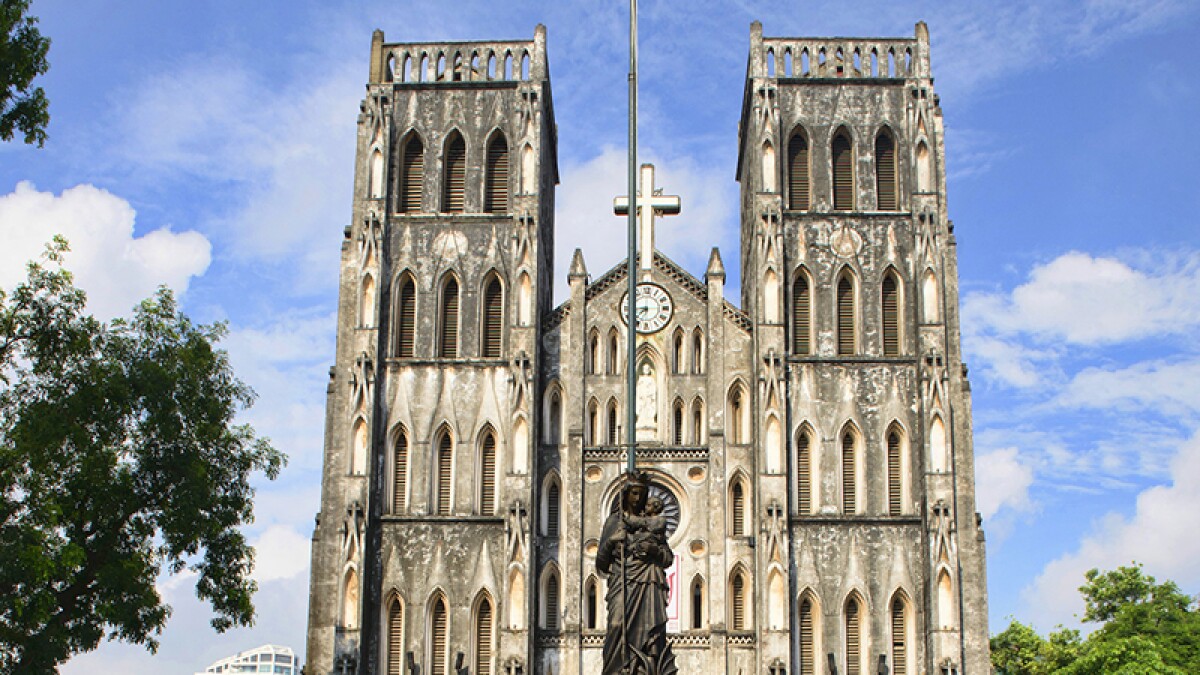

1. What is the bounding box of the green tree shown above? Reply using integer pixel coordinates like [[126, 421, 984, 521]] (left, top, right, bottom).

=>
[[0, 239, 284, 673], [1, 0, 51, 146]]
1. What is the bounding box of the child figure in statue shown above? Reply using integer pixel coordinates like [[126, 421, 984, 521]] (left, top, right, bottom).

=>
[[623, 496, 668, 557]]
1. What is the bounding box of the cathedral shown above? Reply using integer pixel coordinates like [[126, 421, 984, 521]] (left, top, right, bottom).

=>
[[305, 21, 991, 675]]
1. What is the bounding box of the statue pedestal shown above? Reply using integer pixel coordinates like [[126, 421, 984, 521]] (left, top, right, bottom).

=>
[[636, 425, 657, 443]]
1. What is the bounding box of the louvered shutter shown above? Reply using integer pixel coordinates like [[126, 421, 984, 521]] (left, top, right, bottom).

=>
[[396, 277, 415, 358], [673, 405, 684, 445], [393, 432, 408, 513], [876, 133, 897, 210], [545, 574, 560, 631], [443, 135, 466, 212], [797, 433, 811, 515], [833, 132, 854, 210], [732, 482, 745, 536], [387, 599, 404, 675], [842, 433, 856, 514], [892, 598, 907, 675], [799, 598, 815, 674], [793, 274, 811, 354], [731, 575, 746, 630], [482, 278, 502, 358], [485, 136, 509, 213], [837, 276, 855, 355], [788, 133, 810, 210], [546, 482, 560, 537], [888, 432, 902, 516], [480, 434, 496, 514], [437, 435, 452, 515], [846, 601, 861, 675], [440, 279, 458, 357], [401, 137, 423, 213], [882, 274, 899, 356], [476, 599, 493, 675], [431, 598, 448, 675], [608, 406, 618, 445]]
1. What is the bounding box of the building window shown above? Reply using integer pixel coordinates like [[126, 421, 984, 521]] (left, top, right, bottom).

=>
[[392, 428, 408, 514], [691, 329, 704, 374], [387, 595, 404, 675], [394, 274, 416, 358], [832, 128, 854, 211], [673, 400, 684, 445], [484, 132, 509, 214], [799, 595, 816, 674], [584, 577, 599, 630], [608, 330, 620, 375], [730, 569, 748, 631], [544, 476, 560, 538], [690, 575, 705, 629], [481, 275, 503, 358], [887, 428, 903, 516], [607, 400, 619, 445], [430, 595, 448, 675], [730, 478, 747, 536], [479, 430, 497, 515], [442, 132, 466, 212], [475, 595, 494, 675], [875, 129, 897, 210], [788, 129, 810, 210], [836, 271, 857, 356], [792, 271, 812, 355], [588, 331, 600, 374], [435, 431, 453, 516], [892, 595, 908, 675], [673, 329, 685, 374], [842, 429, 858, 515], [846, 596, 862, 675], [691, 398, 704, 445], [440, 276, 459, 358], [543, 567, 560, 631], [796, 429, 812, 515], [400, 134, 424, 213], [882, 271, 901, 356]]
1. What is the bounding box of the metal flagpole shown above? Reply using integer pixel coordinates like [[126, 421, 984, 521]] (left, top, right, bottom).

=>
[[624, 1, 637, 673]]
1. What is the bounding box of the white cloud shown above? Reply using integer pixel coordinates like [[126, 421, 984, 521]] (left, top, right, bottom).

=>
[[0, 182, 211, 320], [251, 525, 311, 584], [1055, 358, 1200, 419], [975, 446, 1035, 520], [1022, 431, 1200, 629]]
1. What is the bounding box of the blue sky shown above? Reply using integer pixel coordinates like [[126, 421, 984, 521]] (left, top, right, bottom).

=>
[[3, 1, 1199, 672]]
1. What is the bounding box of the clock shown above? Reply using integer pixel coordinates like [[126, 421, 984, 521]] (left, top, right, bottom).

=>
[[620, 283, 674, 334]]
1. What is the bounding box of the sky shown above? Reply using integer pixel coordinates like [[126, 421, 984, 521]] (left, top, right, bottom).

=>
[[2, 0, 1199, 672]]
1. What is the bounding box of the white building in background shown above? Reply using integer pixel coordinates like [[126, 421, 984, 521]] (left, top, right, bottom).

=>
[[195, 644, 299, 675]]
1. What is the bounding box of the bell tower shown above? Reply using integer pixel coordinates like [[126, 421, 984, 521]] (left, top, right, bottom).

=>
[[305, 26, 558, 675]]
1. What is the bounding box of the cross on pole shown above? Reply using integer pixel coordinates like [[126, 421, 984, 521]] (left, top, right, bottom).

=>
[[613, 163, 682, 272]]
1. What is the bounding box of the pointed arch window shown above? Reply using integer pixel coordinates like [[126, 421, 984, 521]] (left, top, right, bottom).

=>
[[728, 386, 747, 444], [799, 594, 816, 674], [796, 429, 812, 515], [442, 132, 466, 212], [484, 132, 509, 213], [788, 129, 810, 210], [691, 329, 704, 374], [730, 479, 747, 536], [892, 595, 909, 675], [587, 399, 599, 446], [400, 134, 424, 213], [543, 568, 560, 631], [690, 576, 705, 629], [792, 271, 812, 355], [440, 276, 460, 358], [545, 389, 562, 445], [387, 595, 404, 675], [544, 476, 561, 538], [607, 400, 619, 445], [842, 429, 858, 514], [608, 330, 620, 375], [673, 400, 684, 445], [832, 129, 855, 211], [584, 577, 599, 629], [836, 272, 857, 356], [730, 570, 748, 630], [395, 274, 416, 358], [691, 399, 704, 445], [875, 130, 897, 210], [887, 428, 903, 516], [882, 271, 901, 356], [392, 428, 409, 514], [436, 432, 453, 516], [430, 595, 448, 675], [588, 331, 600, 374], [475, 595, 494, 675], [845, 596, 863, 675], [672, 330, 685, 374], [481, 275, 503, 358], [479, 430, 497, 515]]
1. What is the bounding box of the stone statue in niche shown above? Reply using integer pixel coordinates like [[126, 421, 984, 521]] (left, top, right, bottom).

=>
[[596, 472, 677, 675], [635, 363, 657, 441]]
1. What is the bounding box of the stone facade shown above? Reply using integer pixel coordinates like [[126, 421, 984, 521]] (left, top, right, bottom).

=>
[[306, 21, 990, 675]]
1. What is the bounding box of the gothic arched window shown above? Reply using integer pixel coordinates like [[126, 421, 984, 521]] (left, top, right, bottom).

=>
[[730, 568, 749, 631], [832, 128, 855, 211], [842, 428, 859, 515], [544, 475, 561, 538], [484, 131, 509, 213], [400, 133, 424, 213], [891, 593, 910, 675], [845, 595, 863, 675], [394, 273, 416, 358], [836, 270, 857, 356], [392, 427, 409, 514], [435, 431, 453, 516], [442, 131, 466, 212], [799, 593, 817, 674], [430, 594, 448, 675], [796, 427, 813, 515], [875, 129, 897, 210], [481, 274, 503, 358], [478, 429, 497, 515], [730, 478, 747, 536], [792, 270, 812, 355], [386, 594, 404, 675], [788, 128, 810, 210], [882, 270, 901, 356], [887, 427, 904, 516], [439, 276, 460, 358], [474, 594, 494, 675]]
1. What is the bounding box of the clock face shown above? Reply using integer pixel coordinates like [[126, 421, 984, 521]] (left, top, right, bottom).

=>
[[620, 283, 674, 334]]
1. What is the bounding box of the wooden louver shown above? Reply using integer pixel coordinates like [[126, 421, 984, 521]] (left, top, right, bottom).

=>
[[546, 481, 560, 537], [437, 434, 452, 515], [673, 404, 684, 445], [401, 136, 423, 213], [440, 278, 459, 357], [799, 597, 815, 674], [387, 598, 403, 675], [476, 599, 493, 675], [846, 599, 861, 675], [485, 135, 509, 213], [832, 131, 854, 211], [393, 432, 408, 513], [480, 434, 496, 514], [876, 132, 897, 210], [797, 433, 812, 515], [482, 277, 503, 358], [731, 481, 746, 535], [788, 132, 810, 210], [792, 274, 811, 355], [442, 134, 466, 213], [608, 405, 619, 445], [882, 274, 899, 356], [892, 598, 907, 675], [837, 276, 855, 355], [431, 597, 448, 675], [396, 276, 416, 358], [731, 574, 746, 630], [545, 573, 560, 630], [888, 431, 902, 516], [842, 432, 856, 514]]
